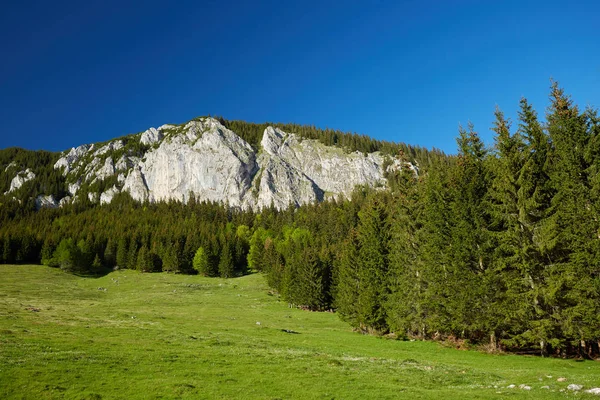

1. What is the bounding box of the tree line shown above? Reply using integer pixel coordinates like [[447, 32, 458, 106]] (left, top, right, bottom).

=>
[[1, 83, 599, 357]]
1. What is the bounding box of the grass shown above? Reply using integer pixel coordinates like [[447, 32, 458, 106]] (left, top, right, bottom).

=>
[[1, 265, 599, 399]]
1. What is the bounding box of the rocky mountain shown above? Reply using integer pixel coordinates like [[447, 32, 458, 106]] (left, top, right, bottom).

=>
[[2, 117, 417, 210]]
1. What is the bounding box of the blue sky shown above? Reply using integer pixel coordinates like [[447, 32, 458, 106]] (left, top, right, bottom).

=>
[[1, 0, 599, 154]]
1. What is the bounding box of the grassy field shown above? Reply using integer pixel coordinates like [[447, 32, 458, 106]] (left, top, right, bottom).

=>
[[1, 265, 599, 399]]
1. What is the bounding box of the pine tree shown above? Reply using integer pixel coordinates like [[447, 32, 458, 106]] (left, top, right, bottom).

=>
[[127, 238, 138, 270], [487, 107, 527, 349], [161, 242, 181, 273], [116, 237, 128, 269], [104, 238, 117, 268], [335, 229, 361, 327], [192, 246, 211, 276], [435, 123, 491, 339], [218, 241, 234, 278], [40, 238, 57, 267], [92, 254, 103, 272], [3, 235, 13, 264], [247, 227, 270, 271], [385, 167, 424, 338], [500, 97, 555, 353], [541, 82, 599, 353], [355, 195, 390, 333]]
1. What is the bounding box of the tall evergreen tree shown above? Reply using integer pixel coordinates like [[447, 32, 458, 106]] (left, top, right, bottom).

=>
[[487, 107, 527, 349], [116, 237, 128, 269], [385, 167, 424, 338], [334, 229, 361, 326], [218, 240, 235, 278], [355, 194, 390, 333], [541, 82, 600, 354], [443, 123, 491, 339]]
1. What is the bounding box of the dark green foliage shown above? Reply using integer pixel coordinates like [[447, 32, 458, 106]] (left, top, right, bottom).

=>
[[136, 245, 152, 272], [385, 167, 424, 337], [219, 118, 444, 167], [40, 239, 57, 267], [116, 238, 128, 269], [334, 229, 361, 325], [355, 195, 390, 333], [104, 238, 117, 268], [218, 241, 234, 278], [0, 148, 66, 205], [2, 84, 600, 356]]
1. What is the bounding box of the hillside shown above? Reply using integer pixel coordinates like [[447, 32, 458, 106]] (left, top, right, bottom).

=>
[[1, 265, 599, 399], [1, 84, 600, 357], [0, 117, 442, 212]]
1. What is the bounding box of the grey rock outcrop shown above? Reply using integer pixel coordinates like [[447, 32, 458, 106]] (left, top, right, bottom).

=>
[[59, 196, 72, 207], [6, 169, 36, 193], [140, 128, 163, 146], [94, 140, 123, 157], [122, 166, 149, 202], [100, 185, 120, 205], [258, 126, 387, 202], [4, 161, 17, 172], [53, 117, 413, 210], [35, 194, 58, 209], [127, 119, 258, 206], [96, 157, 115, 180], [68, 181, 81, 196], [54, 144, 91, 175]]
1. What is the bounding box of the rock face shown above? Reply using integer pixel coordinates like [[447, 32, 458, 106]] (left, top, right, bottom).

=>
[[35, 194, 58, 209], [100, 185, 120, 205], [140, 128, 163, 145], [53, 117, 413, 210], [54, 144, 91, 175], [127, 119, 258, 206], [6, 169, 36, 194]]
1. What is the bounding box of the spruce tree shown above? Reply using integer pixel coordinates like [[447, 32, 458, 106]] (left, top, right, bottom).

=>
[[136, 244, 152, 272], [356, 194, 390, 333], [127, 238, 138, 270], [542, 82, 599, 353], [501, 97, 555, 352], [116, 237, 128, 269], [487, 107, 527, 348], [334, 229, 361, 327], [385, 167, 424, 338], [218, 241, 234, 278], [104, 238, 117, 268], [415, 159, 453, 338], [40, 239, 57, 267], [444, 123, 491, 339], [192, 246, 211, 276], [3, 235, 13, 264]]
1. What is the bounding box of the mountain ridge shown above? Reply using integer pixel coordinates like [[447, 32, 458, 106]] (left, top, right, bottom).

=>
[[0, 117, 441, 211]]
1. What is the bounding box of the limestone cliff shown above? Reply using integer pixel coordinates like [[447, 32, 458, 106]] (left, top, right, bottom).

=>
[[48, 117, 412, 210]]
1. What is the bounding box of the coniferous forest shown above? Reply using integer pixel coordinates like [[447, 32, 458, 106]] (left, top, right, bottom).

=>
[[1, 83, 600, 357]]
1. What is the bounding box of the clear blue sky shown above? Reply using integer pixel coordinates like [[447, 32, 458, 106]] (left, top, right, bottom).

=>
[[1, 0, 599, 154]]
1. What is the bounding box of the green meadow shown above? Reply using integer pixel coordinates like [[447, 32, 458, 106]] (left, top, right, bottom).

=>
[[1, 265, 599, 399]]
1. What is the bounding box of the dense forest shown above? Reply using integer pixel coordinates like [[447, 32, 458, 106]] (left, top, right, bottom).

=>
[[1, 83, 599, 357]]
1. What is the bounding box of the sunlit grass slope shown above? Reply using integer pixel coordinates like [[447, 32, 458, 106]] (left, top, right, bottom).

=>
[[1, 265, 599, 399]]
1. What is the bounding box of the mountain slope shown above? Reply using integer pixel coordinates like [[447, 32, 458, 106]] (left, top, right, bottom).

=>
[[3, 117, 418, 210]]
